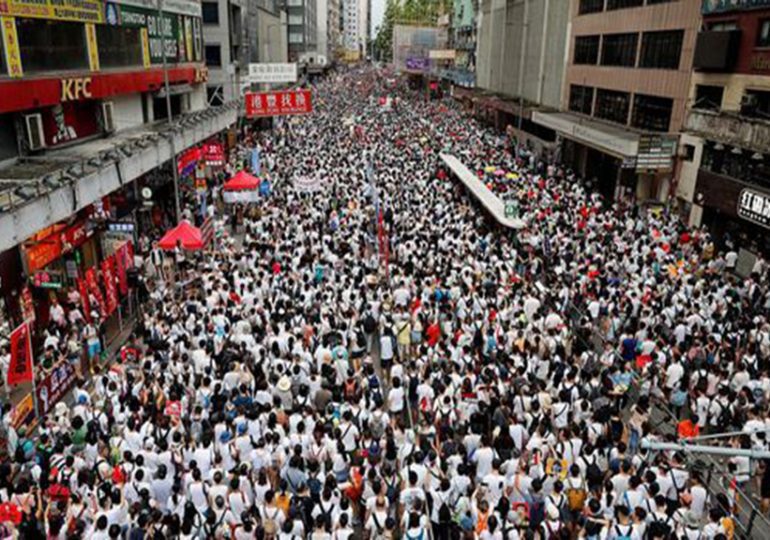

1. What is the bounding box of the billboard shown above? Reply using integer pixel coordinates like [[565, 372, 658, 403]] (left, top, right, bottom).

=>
[[245, 90, 313, 118], [392, 25, 448, 73], [248, 63, 297, 84]]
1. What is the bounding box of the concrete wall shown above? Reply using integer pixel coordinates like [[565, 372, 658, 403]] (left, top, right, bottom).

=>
[[204, 0, 238, 101], [476, 0, 569, 109], [113, 94, 145, 133]]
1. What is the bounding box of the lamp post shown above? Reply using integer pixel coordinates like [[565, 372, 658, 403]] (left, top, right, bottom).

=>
[[157, 0, 181, 222]]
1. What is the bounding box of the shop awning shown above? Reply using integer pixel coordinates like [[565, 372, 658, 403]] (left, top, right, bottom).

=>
[[440, 153, 526, 230], [223, 170, 260, 191], [532, 111, 640, 158], [158, 220, 204, 251]]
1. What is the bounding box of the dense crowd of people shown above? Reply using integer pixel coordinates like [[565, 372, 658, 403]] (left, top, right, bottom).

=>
[[1, 66, 770, 539]]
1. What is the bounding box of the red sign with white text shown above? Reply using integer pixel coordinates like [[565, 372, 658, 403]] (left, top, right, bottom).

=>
[[245, 90, 313, 118]]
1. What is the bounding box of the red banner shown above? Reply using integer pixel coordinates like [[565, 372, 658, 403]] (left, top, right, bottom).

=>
[[245, 90, 313, 118], [101, 256, 119, 316], [115, 244, 128, 296], [78, 278, 91, 323], [8, 323, 32, 386], [85, 267, 105, 316]]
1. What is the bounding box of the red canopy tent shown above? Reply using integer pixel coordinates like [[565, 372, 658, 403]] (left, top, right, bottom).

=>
[[223, 170, 260, 191], [157, 220, 204, 251]]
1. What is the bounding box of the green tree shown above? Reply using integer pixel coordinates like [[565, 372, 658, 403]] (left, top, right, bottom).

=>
[[374, 0, 400, 62]]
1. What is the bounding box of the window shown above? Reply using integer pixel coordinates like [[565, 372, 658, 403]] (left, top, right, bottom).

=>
[[569, 85, 594, 114], [601, 33, 638, 67], [578, 0, 604, 14], [741, 89, 770, 119], [205, 44, 222, 66], [574, 35, 600, 64], [16, 18, 88, 72], [289, 14, 304, 24], [681, 144, 695, 162], [202, 2, 219, 24], [632, 93, 673, 132], [96, 25, 143, 68], [694, 85, 724, 110], [758, 19, 770, 47], [646, 0, 675, 4], [594, 88, 630, 125], [289, 32, 303, 44], [709, 21, 738, 31], [606, 0, 642, 9], [639, 30, 683, 69]]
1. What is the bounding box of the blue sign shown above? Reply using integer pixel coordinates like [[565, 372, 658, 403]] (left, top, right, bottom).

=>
[[251, 148, 261, 175]]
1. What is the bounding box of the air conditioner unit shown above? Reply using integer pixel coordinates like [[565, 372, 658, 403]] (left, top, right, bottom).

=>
[[102, 101, 116, 133], [24, 113, 46, 151]]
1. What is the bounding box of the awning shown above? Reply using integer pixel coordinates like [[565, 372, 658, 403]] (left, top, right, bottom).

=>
[[440, 153, 526, 230], [223, 170, 260, 191], [532, 111, 640, 158]]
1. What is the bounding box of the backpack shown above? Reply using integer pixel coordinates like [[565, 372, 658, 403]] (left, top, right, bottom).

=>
[[263, 507, 280, 538], [406, 530, 424, 540], [363, 314, 376, 333], [647, 513, 672, 539], [371, 513, 386, 540], [583, 456, 604, 488], [566, 480, 587, 512], [436, 492, 452, 524], [614, 524, 633, 540], [529, 495, 545, 530]]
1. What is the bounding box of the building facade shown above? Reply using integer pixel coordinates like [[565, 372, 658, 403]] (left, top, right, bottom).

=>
[[280, 0, 318, 60], [327, 0, 342, 60], [203, 0, 245, 104], [533, 0, 700, 203], [677, 0, 770, 253], [0, 0, 237, 340], [342, 0, 367, 58]]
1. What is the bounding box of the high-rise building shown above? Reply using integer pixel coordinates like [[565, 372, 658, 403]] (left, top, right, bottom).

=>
[[678, 0, 770, 252], [317, 0, 330, 59], [279, 0, 318, 60], [473, 0, 570, 152], [202, 0, 246, 104], [532, 0, 700, 203], [328, 0, 342, 60], [342, 0, 367, 58]]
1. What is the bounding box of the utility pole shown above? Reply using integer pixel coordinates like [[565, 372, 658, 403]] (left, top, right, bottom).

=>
[[158, 0, 182, 222]]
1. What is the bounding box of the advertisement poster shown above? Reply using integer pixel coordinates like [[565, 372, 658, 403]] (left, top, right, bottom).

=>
[[85, 267, 105, 315], [101, 256, 119, 316], [19, 286, 34, 323], [42, 101, 100, 148], [0, 0, 103, 23], [245, 90, 313, 118], [10, 394, 35, 430], [36, 359, 76, 417], [177, 146, 201, 176], [8, 322, 32, 386]]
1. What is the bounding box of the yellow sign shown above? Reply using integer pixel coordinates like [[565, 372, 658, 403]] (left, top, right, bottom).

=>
[[184, 16, 193, 63], [0, 0, 104, 23], [85, 23, 99, 71], [61, 77, 92, 101], [10, 394, 35, 430], [1, 16, 22, 78], [140, 28, 151, 68]]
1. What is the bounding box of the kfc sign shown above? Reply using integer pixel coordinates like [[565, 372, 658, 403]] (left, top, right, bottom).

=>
[[61, 77, 92, 101], [245, 90, 313, 118]]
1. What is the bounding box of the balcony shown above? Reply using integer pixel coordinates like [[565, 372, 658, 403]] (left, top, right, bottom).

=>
[[685, 108, 770, 152], [693, 30, 741, 71]]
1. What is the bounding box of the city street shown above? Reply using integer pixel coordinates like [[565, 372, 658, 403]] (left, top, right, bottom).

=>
[[2, 64, 770, 538]]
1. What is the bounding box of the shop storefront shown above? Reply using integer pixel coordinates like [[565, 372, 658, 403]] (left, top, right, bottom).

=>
[[695, 169, 770, 254], [533, 111, 677, 204]]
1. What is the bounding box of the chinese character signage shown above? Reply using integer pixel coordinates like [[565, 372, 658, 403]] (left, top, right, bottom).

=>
[[101, 256, 119, 316], [738, 188, 770, 229], [1, 16, 22, 78], [8, 322, 32, 386], [203, 142, 224, 166], [0, 0, 103, 23], [36, 359, 77, 417], [247, 63, 298, 84], [117, 4, 202, 64], [245, 90, 313, 118]]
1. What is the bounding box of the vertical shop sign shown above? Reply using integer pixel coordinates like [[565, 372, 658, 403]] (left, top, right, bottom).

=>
[[85, 267, 105, 316], [85, 23, 99, 71], [1, 17, 22, 78], [140, 27, 151, 68], [115, 244, 128, 296], [8, 322, 32, 386]]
